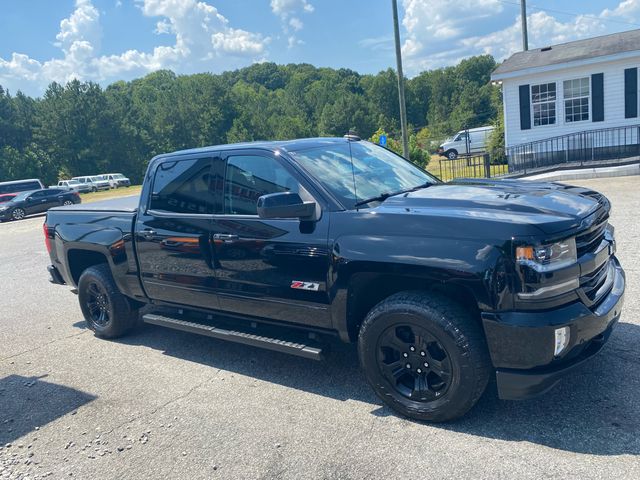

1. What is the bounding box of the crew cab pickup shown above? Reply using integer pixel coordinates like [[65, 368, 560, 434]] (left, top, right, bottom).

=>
[[44, 137, 625, 421]]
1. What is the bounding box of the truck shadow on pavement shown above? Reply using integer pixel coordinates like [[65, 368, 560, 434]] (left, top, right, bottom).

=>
[[0, 375, 96, 445], [114, 320, 640, 457]]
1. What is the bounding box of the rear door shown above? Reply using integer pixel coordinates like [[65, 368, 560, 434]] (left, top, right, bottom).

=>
[[135, 154, 220, 310], [210, 149, 332, 328]]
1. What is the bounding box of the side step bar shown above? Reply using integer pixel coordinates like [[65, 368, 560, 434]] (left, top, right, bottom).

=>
[[142, 313, 323, 360]]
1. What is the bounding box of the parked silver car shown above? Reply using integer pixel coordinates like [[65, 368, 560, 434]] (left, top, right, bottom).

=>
[[57, 179, 92, 193], [73, 175, 111, 192]]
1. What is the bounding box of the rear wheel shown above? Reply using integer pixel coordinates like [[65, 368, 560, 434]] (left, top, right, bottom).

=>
[[358, 291, 491, 422], [11, 208, 26, 221], [446, 150, 458, 160], [78, 264, 139, 338], [63, 200, 74, 206]]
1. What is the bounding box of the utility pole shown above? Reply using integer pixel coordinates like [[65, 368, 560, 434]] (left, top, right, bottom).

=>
[[520, 0, 529, 51], [392, 0, 410, 160]]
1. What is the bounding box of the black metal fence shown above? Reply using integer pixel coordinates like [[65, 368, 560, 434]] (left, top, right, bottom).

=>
[[506, 124, 640, 175], [437, 153, 508, 182], [436, 124, 640, 181]]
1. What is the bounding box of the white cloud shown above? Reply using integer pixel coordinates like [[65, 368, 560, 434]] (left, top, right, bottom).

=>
[[601, 0, 640, 21], [461, 12, 606, 65], [0, 0, 269, 96], [398, 0, 635, 75], [270, 0, 313, 48]]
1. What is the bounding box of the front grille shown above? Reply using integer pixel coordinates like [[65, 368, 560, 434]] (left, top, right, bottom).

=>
[[580, 260, 610, 303], [576, 219, 607, 258]]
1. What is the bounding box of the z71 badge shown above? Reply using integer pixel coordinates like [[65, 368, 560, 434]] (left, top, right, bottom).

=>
[[290, 281, 320, 291]]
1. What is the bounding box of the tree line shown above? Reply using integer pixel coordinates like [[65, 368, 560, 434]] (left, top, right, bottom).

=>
[[0, 55, 502, 185]]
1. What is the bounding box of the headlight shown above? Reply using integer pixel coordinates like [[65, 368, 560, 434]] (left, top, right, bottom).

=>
[[516, 237, 577, 272]]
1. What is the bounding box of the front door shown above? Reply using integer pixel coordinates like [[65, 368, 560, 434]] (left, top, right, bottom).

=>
[[135, 155, 220, 310], [211, 150, 332, 328], [26, 190, 50, 214]]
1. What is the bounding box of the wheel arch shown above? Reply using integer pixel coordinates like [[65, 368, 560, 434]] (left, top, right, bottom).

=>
[[339, 270, 483, 343]]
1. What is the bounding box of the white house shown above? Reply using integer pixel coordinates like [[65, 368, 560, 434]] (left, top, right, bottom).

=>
[[491, 29, 640, 150]]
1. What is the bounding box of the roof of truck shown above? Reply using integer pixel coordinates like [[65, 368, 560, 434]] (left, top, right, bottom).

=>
[[159, 137, 354, 158]]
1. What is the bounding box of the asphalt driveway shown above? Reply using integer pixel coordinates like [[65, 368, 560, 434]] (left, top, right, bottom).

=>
[[1, 176, 639, 479]]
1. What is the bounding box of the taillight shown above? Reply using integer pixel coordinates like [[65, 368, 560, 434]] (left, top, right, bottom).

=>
[[43, 223, 53, 254]]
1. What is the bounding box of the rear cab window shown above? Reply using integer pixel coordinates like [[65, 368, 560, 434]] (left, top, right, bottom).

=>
[[149, 157, 213, 215]]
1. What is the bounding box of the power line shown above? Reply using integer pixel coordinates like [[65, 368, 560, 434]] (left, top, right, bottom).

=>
[[495, 0, 640, 28]]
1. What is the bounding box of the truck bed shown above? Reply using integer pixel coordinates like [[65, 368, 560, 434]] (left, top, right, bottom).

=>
[[50, 194, 139, 213]]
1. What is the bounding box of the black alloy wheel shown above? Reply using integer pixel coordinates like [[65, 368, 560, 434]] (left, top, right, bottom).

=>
[[86, 281, 111, 328], [377, 323, 453, 401]]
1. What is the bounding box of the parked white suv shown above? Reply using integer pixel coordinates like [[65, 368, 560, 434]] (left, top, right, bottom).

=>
[[73, 175, 111, 192], [57, 179, 92, 193], [438, 126, 494, 160], [102, 173, 131, 189]]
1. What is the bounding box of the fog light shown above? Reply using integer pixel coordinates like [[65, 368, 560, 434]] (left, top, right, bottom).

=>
[[554, 326, 570, 357]]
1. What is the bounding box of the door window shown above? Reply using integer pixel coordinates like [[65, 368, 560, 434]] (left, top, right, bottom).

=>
[[150, 158, 213, 214], [224, 155, 300, 215]]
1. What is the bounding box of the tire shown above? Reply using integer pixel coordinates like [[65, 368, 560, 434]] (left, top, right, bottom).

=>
[[358, 291, 491, 422], [78, 264, 139, 339], [446, 150, 458, 160], [11, 208, 26, 221], [63, 200, 74, 206], [92, 187, 97, 192]]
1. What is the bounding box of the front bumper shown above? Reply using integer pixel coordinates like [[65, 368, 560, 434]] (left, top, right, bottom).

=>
[[482, 257, 625, 400]]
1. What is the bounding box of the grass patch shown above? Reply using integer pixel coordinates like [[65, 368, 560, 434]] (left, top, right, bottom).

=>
[[80, 185, 142, 203], [426, 154, 507, 182]]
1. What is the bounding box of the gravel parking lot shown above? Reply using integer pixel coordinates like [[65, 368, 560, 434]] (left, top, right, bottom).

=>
[[1, 176, 639, 479]]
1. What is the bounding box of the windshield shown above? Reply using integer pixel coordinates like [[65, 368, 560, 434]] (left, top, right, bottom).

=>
[[289, 141, 437, 209], [12, 191, 34, 201]]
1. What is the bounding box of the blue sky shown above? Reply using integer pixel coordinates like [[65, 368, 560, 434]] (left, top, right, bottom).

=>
[[1, 0, 639, 96]]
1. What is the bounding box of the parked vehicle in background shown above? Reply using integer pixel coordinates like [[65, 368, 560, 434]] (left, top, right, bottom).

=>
[[438, 126, 494, 160], [0, 179, 44, 195], [0, 188, 80, 221], [73, 176, 111, 192], [45, 136, 625, 422], [102, 173, 131, 188], [58, 179, 92, 193]]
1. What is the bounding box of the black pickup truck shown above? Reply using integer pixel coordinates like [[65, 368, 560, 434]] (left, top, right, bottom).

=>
[[44, 137, 625, 421]]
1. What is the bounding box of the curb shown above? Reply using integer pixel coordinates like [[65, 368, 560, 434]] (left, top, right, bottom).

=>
[[521, 162, 640, 182]]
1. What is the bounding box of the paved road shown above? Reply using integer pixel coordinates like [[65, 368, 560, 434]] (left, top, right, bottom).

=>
[[1, 177, 639, 479]]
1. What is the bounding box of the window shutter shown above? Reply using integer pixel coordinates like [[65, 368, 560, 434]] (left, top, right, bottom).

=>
[[591, 73, 604, 122], [519, 84, 531, 130], [624, 67, 638, 119]]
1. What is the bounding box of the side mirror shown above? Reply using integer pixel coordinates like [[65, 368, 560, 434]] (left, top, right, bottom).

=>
[[257, 192, 316, 220]]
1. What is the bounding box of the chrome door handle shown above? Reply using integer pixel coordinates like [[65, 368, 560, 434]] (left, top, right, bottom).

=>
[[213, 234, 239, 241], [140, 229, 156, 239]]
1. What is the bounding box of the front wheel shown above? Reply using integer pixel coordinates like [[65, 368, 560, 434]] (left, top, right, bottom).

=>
[[358, 291, 491, 422], [78, 264, 139, 338], [446, 150, 458, 160], [62, 200, 74, 206], [11, 208, 26, 221]]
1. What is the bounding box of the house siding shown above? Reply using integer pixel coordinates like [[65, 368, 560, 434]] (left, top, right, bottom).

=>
[[502, 55, 640, 148]]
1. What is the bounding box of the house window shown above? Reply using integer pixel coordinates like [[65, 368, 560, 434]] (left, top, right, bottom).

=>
[[564, 77, 590, 122], [531, 83, 556, 126]]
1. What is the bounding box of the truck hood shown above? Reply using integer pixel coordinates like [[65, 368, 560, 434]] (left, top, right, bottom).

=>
[[378, 178, 606, 236]]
